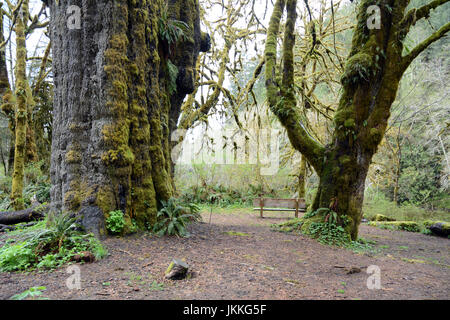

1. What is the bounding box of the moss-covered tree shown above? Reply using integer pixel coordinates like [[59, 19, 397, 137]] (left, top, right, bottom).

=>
[[265, 0, 450, 240], [1, 1, 49, 209], [10, 0, 35, 210], [48, 0, 208, 235]]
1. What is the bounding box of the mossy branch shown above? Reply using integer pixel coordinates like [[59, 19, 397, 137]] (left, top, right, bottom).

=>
[[400, 0, 450, 34], [400, 21, 450, 73], [265, 0, 325, 173]]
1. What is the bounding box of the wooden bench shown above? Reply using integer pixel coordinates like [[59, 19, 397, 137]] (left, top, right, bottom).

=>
[[253, 198, 306, 218]]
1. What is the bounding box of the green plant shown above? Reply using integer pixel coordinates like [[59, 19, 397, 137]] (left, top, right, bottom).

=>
[[302, 208, 352, 246], [106, 210, 125, 235], [307, 221, 351, 247], [0, 213, 107, 272], [10, 286, 49, 300], [149, 280, 164, 291], [26, 212, 79, 253], [152, 198, 200, 237], [166, 59, 179, 94], [158, 7, 189, 47], [36, 254, 59, 269], [0, 242, 36, 272]]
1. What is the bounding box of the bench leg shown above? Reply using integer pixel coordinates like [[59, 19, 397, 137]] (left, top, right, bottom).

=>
[[259, 198, 263, 218]]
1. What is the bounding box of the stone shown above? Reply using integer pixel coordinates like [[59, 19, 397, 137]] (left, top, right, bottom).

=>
[[427, 222, 450, 237], [165, 258, 189, 280]]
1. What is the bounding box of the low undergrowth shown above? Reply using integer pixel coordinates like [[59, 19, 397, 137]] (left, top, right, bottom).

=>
[[152, 198, 202, 237], [271, 208, 376, 253], [0, 212, 107, 272]]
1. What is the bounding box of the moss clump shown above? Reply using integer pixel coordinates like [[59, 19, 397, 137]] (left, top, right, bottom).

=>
[[65, 149, 81, 164], [223, 231, 251, 237], [341, 53, 374, 86], [372, 214, 396, 222], [339, 155, 351, 165], [344, 118, 356, 128], [271, 218, 304, 233], [423, 220, 449, 228], [369, 221, 421, 232]]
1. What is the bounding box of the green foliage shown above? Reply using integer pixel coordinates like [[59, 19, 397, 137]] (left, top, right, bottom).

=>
[[166, 59, 179, 94], [272, 208, 375, 251], [176, 164, 292, 208], [10, 286, 48, 300], [270, 218, 304, 233], [106, 210, 125, 235], [340, 53, 375, 86], [158, 7, 189, 47], [152, 198, 201, 237], [27, 212, 79, 252], [306, 221, 351, 247], [0, 241, 36, 271], [149, 280, 164, 291], [0, 213, 107, 272], [363, 191, 449, 223], [23, 180, 51, 204], [36, 254, 58, 269], [397, 143, 444, 206]]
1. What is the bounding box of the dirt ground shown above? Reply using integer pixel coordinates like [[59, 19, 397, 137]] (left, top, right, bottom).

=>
[[0, 209, 449, 300]]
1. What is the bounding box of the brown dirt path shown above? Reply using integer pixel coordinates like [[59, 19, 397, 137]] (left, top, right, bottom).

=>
[[0, 209, 449, 300]]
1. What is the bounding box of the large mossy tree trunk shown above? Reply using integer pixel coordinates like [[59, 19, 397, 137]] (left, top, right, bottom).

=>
[[266, 0, 450, 240], [49, 0, 206, 236]]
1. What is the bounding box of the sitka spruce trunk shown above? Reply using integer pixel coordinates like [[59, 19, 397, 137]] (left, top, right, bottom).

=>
[[265, 0, 450, 240], [49, 0, 207, 236]]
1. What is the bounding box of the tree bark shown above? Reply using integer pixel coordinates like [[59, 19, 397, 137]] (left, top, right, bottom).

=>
[[49, 0, 206, 236]]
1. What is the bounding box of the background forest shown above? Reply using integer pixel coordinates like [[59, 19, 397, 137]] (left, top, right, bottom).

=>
[[0, 0, 448, 223]]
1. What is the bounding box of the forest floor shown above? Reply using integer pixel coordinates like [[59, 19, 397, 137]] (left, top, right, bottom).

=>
[[0, 208, 449, 300]]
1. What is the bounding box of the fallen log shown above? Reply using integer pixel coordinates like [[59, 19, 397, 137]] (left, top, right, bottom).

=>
[[0, 222, 39, 233], [0, 205, 48, 225]]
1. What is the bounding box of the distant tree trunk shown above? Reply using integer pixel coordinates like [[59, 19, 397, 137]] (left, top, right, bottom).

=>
[[7, 137, 14, 175], [265, 0, 450, 240], [49, 0, 207, 235], [11, 0, 32, 210], [0, 7, 14, 176], [298, 155, 306, 199]]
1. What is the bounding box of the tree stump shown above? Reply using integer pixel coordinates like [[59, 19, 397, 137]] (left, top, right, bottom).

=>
[[165, 259, 189, 280]]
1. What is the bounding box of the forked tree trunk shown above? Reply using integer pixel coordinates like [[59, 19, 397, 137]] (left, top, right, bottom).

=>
[[310, 145, 372, 240], [49, 0, 206, 235], [265, 0, 450, 240]]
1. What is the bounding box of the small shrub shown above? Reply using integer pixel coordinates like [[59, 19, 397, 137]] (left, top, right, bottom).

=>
[[106, 210, 125, 235], [0, 213, 108, 272], [0, 242, 36, 272], [10, 286, 48, 300], [152, 198, 201, 237]]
